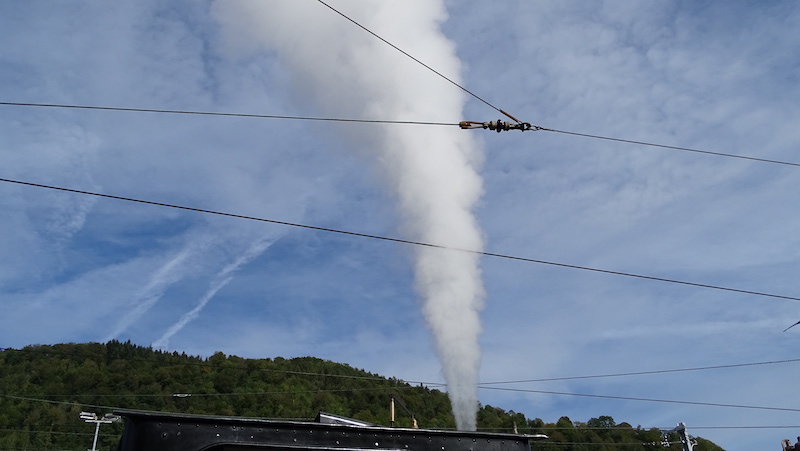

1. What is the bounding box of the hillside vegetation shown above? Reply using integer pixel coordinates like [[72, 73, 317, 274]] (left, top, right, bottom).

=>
[[0, 342, 724, 451]]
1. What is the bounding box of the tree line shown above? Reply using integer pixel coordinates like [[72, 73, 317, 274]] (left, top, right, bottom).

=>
[[0, 341, 724, 450]]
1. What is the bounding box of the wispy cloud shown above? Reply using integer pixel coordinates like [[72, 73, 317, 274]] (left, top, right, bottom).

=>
[[153, 236, 274, 349], [102, 244, 199, 342]]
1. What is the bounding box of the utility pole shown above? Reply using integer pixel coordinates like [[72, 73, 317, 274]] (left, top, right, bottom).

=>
[[390, 395, 418, 429], [80, 411, 120, 451], [674, 422, 695, 451]]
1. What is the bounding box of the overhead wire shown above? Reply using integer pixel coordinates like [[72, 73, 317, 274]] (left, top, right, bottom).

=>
[[478, 386, 800, 413], [0, 101, 456, 127], [0, 428, 98, 437], [313, 0, 521, 123], [0, 393, 116, 412], [4, 387, 405, 400], [5, 386, 799, 415], [1, 8, 796, 447], [2, 101, 798, 168], [310, 1, 800, 168], [5, 346, 799, 388], [479, 358, 800, 385], [538, 126, 800, 168], [3, 7, 798, 429], [5, 346, 800, 415], [313, 0, 800, 351], [3, 176, 800, 303], [1, 0, 793, 173]]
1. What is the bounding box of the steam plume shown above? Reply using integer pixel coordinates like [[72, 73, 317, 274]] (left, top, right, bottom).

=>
[[213, 1, 485, 430]]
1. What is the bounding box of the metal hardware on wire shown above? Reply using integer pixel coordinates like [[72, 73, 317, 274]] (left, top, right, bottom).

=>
[[459, 120, 541, 133]]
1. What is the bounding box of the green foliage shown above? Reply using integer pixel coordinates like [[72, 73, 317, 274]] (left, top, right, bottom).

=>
[[0, 342, 726, 450]]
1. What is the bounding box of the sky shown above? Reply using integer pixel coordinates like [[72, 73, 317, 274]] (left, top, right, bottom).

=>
[[1, 0, 799, 449]]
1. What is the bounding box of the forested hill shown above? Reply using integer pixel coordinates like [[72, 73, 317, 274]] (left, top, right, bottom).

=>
[[0, 342, 724, 450]]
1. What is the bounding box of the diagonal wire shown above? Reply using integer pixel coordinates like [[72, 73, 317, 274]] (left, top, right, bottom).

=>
[[480, 358, 800, 385], [537, 126, 800, 168], [0, 393, 118, 412], [3, 176, 800, 303], [313, 0, 522, 123], [480, 386, 800, 412]]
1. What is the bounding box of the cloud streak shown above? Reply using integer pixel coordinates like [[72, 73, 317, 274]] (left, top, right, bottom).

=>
[[153, 236, 274, 349], [102, 244, 198, 342]]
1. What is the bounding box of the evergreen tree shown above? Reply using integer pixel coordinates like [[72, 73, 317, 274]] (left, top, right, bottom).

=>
[[0, 343, 727, 450]]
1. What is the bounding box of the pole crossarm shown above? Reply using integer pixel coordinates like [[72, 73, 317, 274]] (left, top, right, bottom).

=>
[[80, 411, 121, 451]]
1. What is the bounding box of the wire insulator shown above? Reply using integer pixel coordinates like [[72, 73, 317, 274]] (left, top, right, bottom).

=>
[[461, 120, 535, 132]]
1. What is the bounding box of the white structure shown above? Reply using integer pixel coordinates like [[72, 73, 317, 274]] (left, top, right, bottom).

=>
[[80, 411, 120, 451]]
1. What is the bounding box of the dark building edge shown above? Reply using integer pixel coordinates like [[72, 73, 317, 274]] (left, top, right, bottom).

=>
[[114, 408, 547, 451]]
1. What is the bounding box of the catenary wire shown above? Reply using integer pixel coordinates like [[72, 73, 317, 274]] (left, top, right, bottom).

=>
[[313, 0, 520, 122], [0, 394, 117, 412], [7, 347, 798, 388], [1, 9, 795, 446], [3, 176, 800, 303], [310, 2, 800, 167], [0, 428, 97, 437], [480, 358, 800, 385], [2, 101, 799, 168], [0, 101, 456, 127], [4, 351, 799, 417], [5, 386, 799, 415], [537, 126, 800, 168], [478, 386, 800, 413], [16, 388, 407, 399]]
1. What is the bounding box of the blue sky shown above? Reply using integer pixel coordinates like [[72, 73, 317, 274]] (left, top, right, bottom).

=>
[[2, 0, 800, 448]]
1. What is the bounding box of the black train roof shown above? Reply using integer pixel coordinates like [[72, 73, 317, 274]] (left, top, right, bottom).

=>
[[114, 409, 547, 451]]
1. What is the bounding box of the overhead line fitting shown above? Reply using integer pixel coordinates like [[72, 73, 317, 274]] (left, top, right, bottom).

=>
[[459, 120, 542, 133]]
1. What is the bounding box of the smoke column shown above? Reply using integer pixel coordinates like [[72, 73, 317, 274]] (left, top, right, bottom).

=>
[[213, 1, 485, 430]]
